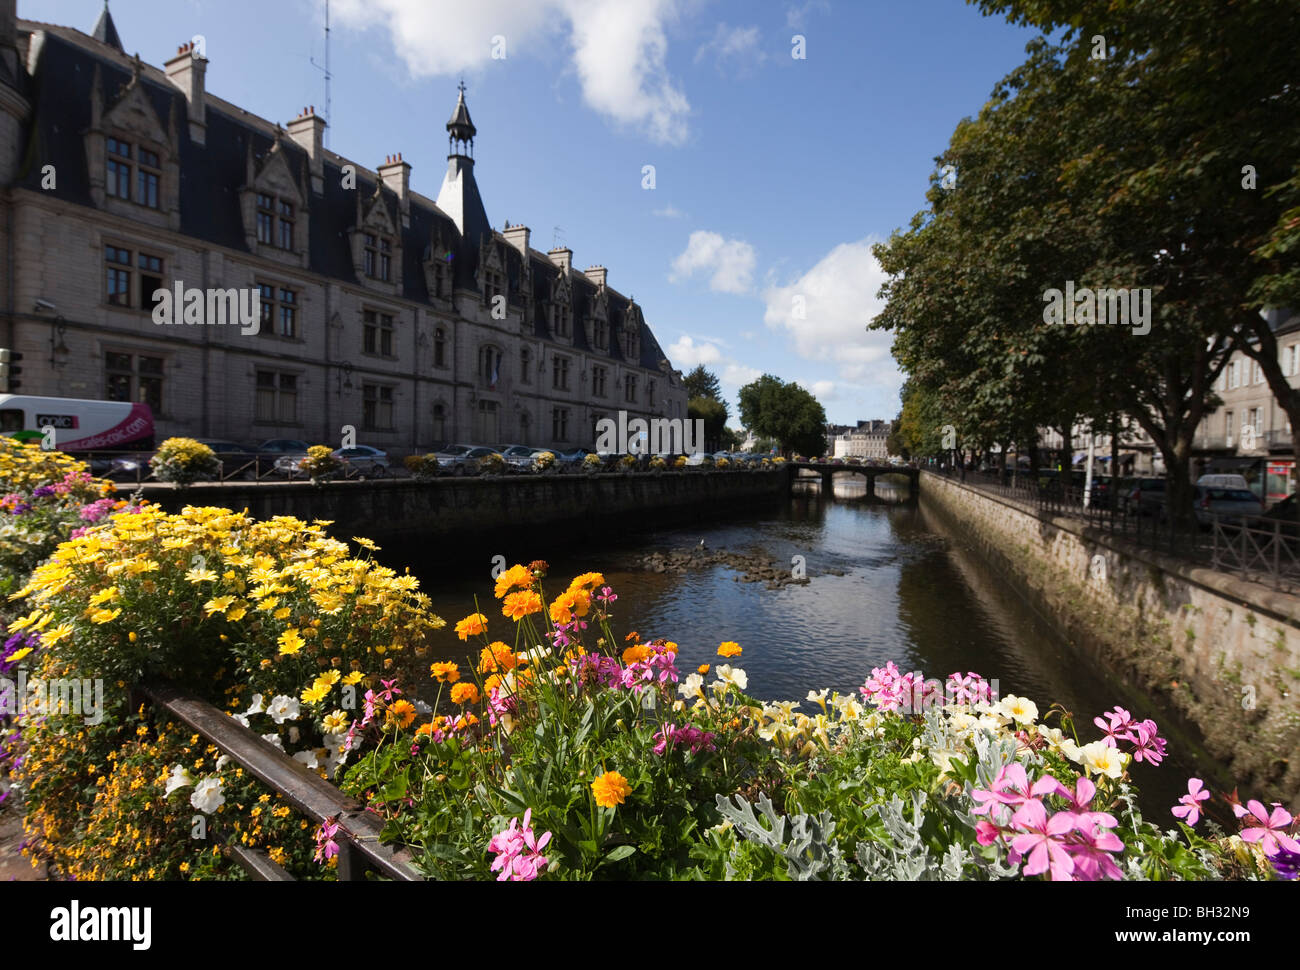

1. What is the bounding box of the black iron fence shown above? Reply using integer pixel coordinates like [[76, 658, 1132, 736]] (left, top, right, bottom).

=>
[[937, 468, 1300, 593]]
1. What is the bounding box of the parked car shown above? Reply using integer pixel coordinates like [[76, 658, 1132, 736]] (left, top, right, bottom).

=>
[[197, 439, 261, 480], [1124, 478, 1167, 516], [1194, 485, 1264, 526], [433, 444, 497, 476], [333, 445, 390, 477], [1261, 494, 1300, 536], [499, 445, 542, 470], [1197, 473, 1252, 491], [257, 439, 310, 478]]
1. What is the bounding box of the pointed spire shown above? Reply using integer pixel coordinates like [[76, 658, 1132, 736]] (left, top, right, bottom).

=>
[[93, 1, 124, 54], [446, 80, 476, 156]]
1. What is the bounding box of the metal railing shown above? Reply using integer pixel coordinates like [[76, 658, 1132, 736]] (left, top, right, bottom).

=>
[[140, 682, 423, 882], [938, 467, 1300, 592]]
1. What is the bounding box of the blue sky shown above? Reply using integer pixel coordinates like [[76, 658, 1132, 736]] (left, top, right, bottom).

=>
[[24, 0, 1042, 426]]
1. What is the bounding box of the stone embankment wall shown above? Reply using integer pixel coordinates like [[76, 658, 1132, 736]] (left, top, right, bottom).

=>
[[922, 471, 1300, 806]]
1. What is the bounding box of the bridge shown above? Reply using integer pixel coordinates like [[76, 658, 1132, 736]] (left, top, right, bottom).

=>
[[790, 461, 919, 499]]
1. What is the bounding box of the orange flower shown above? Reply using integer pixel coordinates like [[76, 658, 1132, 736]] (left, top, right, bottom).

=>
[[429, 661, 460, 683], [385, 699, 417, 729], [591, 770, 632, 809], [622, 645, 652, 665], [549, 589, 590, 625], [717, 641, 743, 658], [454, 613, 488, 641], [568, 571, 605, 592], [478, 642, 517, 674], [484, 674, 502, 694], [415, 722, 434, 738], [450, 682, 480, 706], [625, 631, 640, 643], [502, 590, 542, 621], [494, 564, 533, 600], [697, 664, 710, 675]]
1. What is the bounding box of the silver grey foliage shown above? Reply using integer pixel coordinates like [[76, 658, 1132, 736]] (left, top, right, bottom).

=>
[[854, 790, 971, 880], [714, 793, 845, 880]]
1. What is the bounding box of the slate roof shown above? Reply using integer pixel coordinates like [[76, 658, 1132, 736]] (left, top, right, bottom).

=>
[[11, 22, 678, 378]]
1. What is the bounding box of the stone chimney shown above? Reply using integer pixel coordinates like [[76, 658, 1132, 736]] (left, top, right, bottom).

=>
[[287, 106, 326, 195], [583, 265, 608, 289], [503, 224, 531, 257], [377, 152, 411, 225], [164, 41, 207, 144], [547, 247, 572, 274]]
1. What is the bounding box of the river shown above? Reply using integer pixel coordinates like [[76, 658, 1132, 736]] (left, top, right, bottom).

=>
[[406, 474, 1211, 819]]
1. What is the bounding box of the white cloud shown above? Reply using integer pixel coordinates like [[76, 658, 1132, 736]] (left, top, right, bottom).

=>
[[762, 237, 902, 398], [786, 0, 831, 30], [722, 363, 763, 388], [332, 0, 691, 144], [667, 335, 724, 368], [653, 204, 687, 219], [810, 380, 836, 400], [670, 230, 757, 294], [695, 23, 766, 75]]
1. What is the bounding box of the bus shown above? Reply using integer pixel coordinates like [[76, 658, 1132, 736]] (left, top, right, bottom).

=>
[[0, 395, 155, 452]]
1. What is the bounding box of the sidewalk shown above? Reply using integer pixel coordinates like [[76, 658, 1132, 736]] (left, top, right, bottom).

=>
[[0, 802, 44, 881]]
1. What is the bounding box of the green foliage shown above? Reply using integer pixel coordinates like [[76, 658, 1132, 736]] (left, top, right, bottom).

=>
[[737, 375, 828, 457]]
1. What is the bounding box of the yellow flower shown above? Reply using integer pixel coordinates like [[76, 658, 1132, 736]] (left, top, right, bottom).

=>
[[342, 671, 364, 685], [386, 699, 417, 729], [185, 566, 218, 583], [717, 641, 743, 658], [301, 683, 330, 704], [7, 646, 32, 664], [591, 770, 632, 809], [352, 536, 380, 551], [91, 607, 123, 625], [315, 670, 341, 688], [323, 710, 350, 733], [226, 604, 248, 622], [568, 571, 605, 592], [278, 629, 305, 655], [204, 595, 236, 616], [89, 587, 120, 607], [42, 623, 74, 647], [454, 612, 488, 641]]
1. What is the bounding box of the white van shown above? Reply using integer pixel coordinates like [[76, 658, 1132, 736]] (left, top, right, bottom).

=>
[[0, 395, 155, 451], [1196, 473, 1251, 491]]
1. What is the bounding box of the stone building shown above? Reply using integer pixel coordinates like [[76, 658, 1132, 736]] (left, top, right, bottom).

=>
[[831, 419, 889, 460], [0, 3, 687, 453]]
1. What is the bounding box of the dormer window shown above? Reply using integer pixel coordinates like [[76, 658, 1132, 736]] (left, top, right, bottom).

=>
[[106, 138, 131, 199], [256, 194, 275, 245], [137, 149, 161, 208], [365, 234, 392, 282], [278, 200, 295, 250], [594, 319, 608, 352], [552, 303, 570, 339]]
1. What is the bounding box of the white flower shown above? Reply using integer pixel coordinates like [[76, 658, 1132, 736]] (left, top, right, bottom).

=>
[[678, 673, 705, 700], [164, 765, 194, 796], [714, 665, 748, 691], [293, 749, 320, 771], [229, 713, 250, 728], [1079, 740, 1128, 779], [266, 695, 300, 724], [836, 694, 864, 721], [997, 695, 1039, 725], [261, 732, 284, 751], [243, 693, 265, 716], [215, 754, 231, 771], [500, 712, 516, 735], [806, 689, 829, 710], [190, 777, 225, 814], [288, 726, 301, 744]]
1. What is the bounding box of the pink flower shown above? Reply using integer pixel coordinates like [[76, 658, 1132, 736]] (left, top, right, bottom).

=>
[[1171, 778, 1210, 827], [1009, 800, 1076, 881], [1093, 706, 1133, 746], [1124, 719, 1167, 766], [970, 764, 1058, 816], [1239, 800, 1300, 858], [1053, 775, 1119, 833], [1064, 825, 1125, 881], [488, 808, 552, 882], [314, 816, 341, 864]]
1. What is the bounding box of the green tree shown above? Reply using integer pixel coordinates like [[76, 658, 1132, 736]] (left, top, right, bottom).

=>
[[737, 375, 828, 457], [688, 396, 729, 453], [682, 365, 723, 403]]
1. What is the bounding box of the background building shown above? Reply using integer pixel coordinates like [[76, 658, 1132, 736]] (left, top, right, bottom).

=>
[[0, 4, 686, 453], [830, 419, 889, 460]]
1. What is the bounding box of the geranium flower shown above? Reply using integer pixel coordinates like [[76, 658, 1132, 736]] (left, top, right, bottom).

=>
[[1009, 800, 1075, 881], [314, 817, 341, 863], [1239, 801, 1300, 857], [1172, 778, 1210, 827]]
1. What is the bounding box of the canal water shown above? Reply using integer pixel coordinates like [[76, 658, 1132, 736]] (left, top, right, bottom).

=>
[[406, 476, 1207, 818]]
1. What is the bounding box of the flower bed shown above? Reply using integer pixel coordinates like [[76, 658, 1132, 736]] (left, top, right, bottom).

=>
[[0, 446, 1295, 881]]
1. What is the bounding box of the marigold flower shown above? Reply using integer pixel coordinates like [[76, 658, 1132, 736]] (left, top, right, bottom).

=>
[[503, 590, 542, 621], [717, 641, 743, 658], [429, 661, 461, 683], [455, 612, 489, 641], [478, 642, 517, 674], [386, 699, 417, 729], [591, 770, 632, 809], [451, 682, 480, 706], [494, 564, 533, 599], [568, 571, 605, 592], [697, 664, 710, 675]]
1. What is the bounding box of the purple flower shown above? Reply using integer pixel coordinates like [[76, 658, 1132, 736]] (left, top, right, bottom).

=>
[[1271, 846, 1300, 881], [31, 485, 55, 499]]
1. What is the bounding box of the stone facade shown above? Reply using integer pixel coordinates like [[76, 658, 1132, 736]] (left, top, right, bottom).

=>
[[0, 6, 687, 454]]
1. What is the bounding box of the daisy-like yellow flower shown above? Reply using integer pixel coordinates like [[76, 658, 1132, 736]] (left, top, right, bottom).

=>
[[42, 623, 74, 647], [591, 770, 632, 809], [450, 682, 479, 706], [7, 646, 33, 664], [429, 661, 460, 683], [203, 595, 236, 616], [185, 566, 218, 583], [273, 606, 292, 621], [226, 604, 249, 622], [315, 670, 342, 688], [90, 607, 122, 625], [502, 590, 543, 622], [341, 671, 364, 686], [278, 629, 305, 656], [454, 612, 489, 641], [301, 683, 330, 704], [322, 710, 350, 733], [88, 587, 120, 607], [717, 641, 743, 658], [352, 536, 380, 551], [493, 564, 533, 600]]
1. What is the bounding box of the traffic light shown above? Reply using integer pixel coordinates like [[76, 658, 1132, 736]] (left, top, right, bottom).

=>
[[0, 349, 22, 392]]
